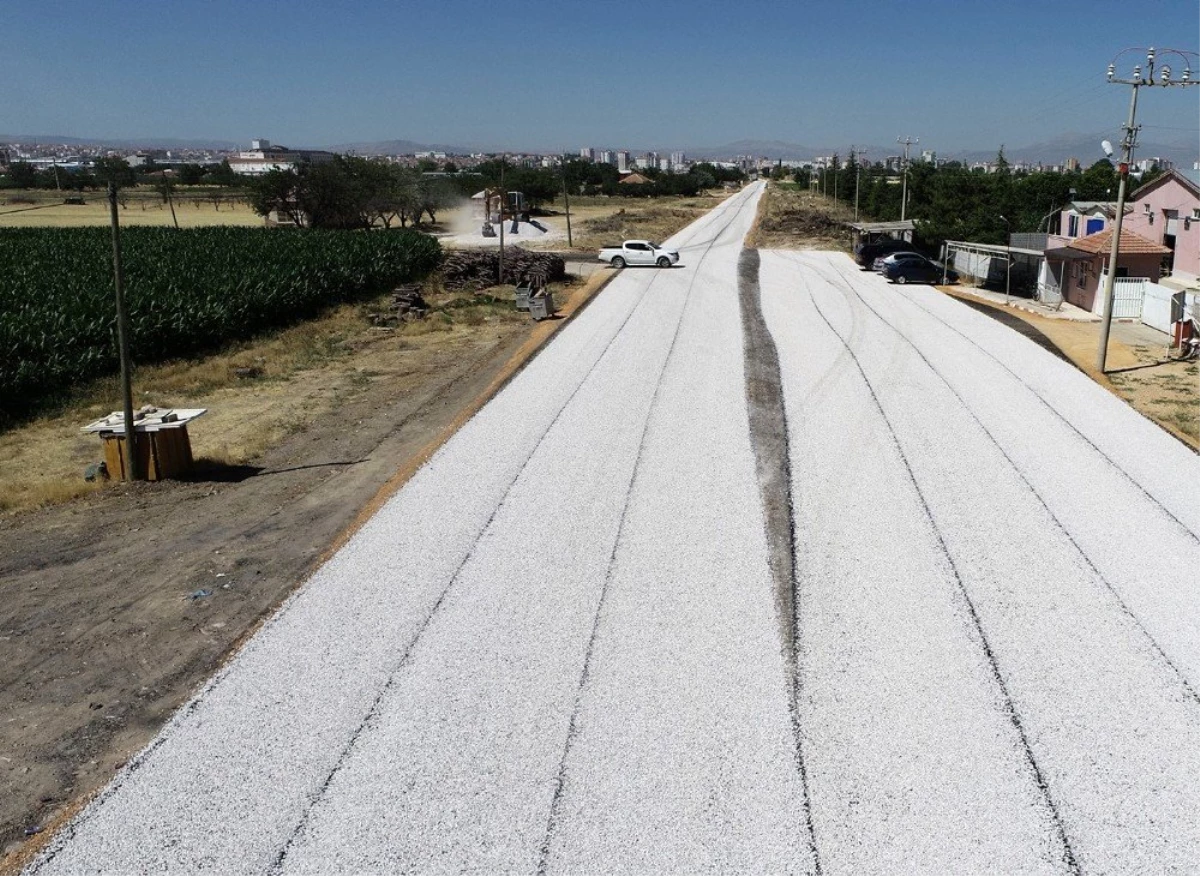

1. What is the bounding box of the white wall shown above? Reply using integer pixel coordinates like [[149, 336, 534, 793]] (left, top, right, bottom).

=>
[[1142, 284, 1200, 335]]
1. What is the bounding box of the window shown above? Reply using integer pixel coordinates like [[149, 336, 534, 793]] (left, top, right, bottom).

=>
[[1068, 214, 1079, 237]]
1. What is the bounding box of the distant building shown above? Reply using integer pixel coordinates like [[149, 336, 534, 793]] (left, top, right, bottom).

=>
[[617, 151, 630, 173], [1133, 156, 1173, 174], [670, 151, 685, 167], [600, 150, 614, 165], [1064, 157, 1081, 172], [920, 149, 937, 164], [580, 147, 594, 161], [228, 139, 336, 175]]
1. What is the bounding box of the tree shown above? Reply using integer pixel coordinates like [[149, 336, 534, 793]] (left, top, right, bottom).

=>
[[177, 163, 206, 185], [245, 167, 306, 226], [5, 161, 34, 187], [413, 175, 457, 224], [208, 159, 240, 187], [92, 156, 136, 188]]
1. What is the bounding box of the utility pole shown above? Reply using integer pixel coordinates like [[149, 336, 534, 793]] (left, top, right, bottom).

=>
[[107, 181, 142, 481], [561, 154, 573, 248], [1097, 47, 1196, 373], [853, 147, 868, 222], [498, 157, 506, 288], [897, 136, 917, 222]]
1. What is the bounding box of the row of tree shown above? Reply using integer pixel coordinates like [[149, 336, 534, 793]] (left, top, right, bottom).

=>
[[244, 157, 459, 230], [784, 151, 1167, 249], [1, 157, 243, 191]]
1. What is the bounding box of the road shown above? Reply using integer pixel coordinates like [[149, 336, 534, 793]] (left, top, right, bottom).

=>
[[28, 184, 1200, 874]]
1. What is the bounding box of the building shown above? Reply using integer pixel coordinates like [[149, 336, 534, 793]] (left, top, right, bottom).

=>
[[670, 151, 685, 167], [1052, 200, 1120, 240], [1122, 168, 1200, 285], [616, 151, 630, 174], [1064, 157, 1081, 172], [1044, 227, 1170, 312], [227, 139, 336, 176], [1133, 157, 1173, 174], [599, 150, 614, 165], [580, 147, 594, 161]]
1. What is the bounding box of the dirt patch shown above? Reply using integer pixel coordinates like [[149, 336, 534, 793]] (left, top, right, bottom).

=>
[[0, 265, 620, 865], [746, 184, 854, 252]]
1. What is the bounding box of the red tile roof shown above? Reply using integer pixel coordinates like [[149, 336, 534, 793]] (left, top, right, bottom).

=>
[[1069, 227, 1171, 255]]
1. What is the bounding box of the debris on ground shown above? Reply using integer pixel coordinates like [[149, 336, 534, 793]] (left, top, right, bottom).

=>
[[441, 251, 566, 292]]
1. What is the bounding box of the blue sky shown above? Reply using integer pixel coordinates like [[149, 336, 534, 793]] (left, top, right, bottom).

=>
[[5, 0, 1197, 154]]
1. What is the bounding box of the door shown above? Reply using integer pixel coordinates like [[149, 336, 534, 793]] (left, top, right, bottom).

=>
[[626, 243, 652, 265]]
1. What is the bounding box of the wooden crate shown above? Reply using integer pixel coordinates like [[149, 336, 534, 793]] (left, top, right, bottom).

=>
[[102, 427, 195, 481]]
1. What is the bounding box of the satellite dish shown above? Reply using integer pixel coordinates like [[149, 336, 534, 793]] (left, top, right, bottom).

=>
[[1101, 140, 1114, 157]]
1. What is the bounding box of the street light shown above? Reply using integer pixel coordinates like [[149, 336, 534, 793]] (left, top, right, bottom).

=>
[[1096, 46, 1197, 373]]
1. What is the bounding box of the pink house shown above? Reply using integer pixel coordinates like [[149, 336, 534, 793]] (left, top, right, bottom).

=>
[[1122, 169, 1200, 284], [1045, 227, 1170, 313], [1050, 201, 1118, 245]]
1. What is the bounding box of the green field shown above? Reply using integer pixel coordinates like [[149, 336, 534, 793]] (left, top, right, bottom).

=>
[[0, 226, 441, 423]]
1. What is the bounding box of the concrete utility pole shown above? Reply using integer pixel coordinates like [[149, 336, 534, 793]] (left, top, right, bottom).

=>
[[897, 136, 917, 222], [107, 181, 142, 481], [561, 154, 573, 248], [1096, 47, 1197, 373], [853, 147, 868, 222], [498, 158, 506, 288]]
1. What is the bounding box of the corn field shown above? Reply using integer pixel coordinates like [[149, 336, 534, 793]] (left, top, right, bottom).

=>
[[0, 227, 441, 423]]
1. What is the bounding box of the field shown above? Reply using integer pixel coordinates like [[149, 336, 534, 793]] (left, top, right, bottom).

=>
[[0, 226, 441, 423], [0, 188, 259, 228]]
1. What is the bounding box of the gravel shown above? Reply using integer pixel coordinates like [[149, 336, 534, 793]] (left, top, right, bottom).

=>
[[760, 249, 1200, 874], [30, 184, 812, 874], [31, 206, 1199, 876]]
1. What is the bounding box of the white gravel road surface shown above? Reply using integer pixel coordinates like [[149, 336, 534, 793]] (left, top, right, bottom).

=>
[[28, 198, 1200, 875], [760, 250, 1200, 875], [30, 182, 815, 875]]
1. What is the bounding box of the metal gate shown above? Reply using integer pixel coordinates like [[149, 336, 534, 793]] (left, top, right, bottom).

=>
[[1112, 278, 1147, 319]]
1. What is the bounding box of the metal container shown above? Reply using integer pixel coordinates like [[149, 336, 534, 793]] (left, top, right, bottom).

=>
[[529, 291, 556, 321], [515, 284, 532, 311]]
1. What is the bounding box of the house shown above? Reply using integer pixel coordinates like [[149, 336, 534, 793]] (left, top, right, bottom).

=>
[[618, 172, 652, 185], [1044, 227, 1170, 313], [1052, 201, 1119, 241], [1122, 168, 1200, 286]]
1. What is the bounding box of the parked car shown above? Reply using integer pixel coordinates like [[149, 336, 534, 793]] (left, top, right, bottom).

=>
[[872, 251, 924, 272], [856, 237, 916, 268], [882, 254, 958, 285], [597, 240, 680, 268]]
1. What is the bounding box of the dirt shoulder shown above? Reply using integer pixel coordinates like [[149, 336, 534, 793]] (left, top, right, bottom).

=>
[[0, 265, 616, 866]]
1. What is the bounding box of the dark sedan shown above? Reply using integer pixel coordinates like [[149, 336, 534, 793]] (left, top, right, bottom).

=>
[[882, 254, 958, 285]]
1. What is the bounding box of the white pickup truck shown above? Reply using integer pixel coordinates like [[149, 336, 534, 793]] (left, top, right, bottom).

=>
[[597, 240, 680, 269]]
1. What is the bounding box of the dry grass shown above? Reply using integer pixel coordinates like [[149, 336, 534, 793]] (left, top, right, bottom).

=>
[[747, 183, 854, 251], [0, 189, 260, 228], [1108, 358, 1199, 446], [565, 196, 722, 252], [0, 280, 542, 515]]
